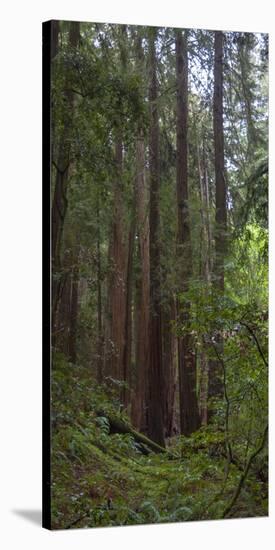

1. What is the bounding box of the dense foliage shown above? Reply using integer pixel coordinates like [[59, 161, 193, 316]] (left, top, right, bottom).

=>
[[49, 21, 268, 529], [51, 352, 267, 528]]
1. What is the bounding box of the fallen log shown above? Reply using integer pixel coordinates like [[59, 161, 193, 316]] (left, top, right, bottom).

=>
[[96, 411, 176, 457]]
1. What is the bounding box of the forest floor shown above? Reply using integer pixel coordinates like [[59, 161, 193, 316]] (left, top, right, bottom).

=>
[[51, 354, 268, 529]]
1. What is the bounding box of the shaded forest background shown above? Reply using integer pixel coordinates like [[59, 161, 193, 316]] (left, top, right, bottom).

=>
[[48, 21, 268, 528]]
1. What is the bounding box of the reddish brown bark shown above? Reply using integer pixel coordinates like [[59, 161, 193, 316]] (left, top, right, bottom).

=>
[[105, 140, 127, 383], [176, 29, 200, 436], [130, 33, 150, 431], [122, 221, 135, 408], [208, 31, 227, 405], [131, 133, 150, 431], [162, 298, 177, 437], [197, 140, 212, 425], [105, 26, 132, 396], [147, 28, 165, 447]]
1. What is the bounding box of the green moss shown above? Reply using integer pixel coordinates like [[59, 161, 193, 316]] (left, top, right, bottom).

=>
[[51, 353, 268, 529]]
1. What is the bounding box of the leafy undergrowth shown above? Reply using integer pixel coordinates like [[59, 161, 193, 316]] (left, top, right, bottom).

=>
[[51, 354, 268, 530]]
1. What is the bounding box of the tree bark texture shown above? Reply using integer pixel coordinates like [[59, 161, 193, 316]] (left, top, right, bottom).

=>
[[208, 31, 227, 405], [131, 32, 150, 432], [51, 22, 80, 344], [162, 298, 177, 437], [197, 140, 212, 425], [131, 132, 150, 431], [51, 20, 60, 60], [237, 33, 258, 156], [121, 221, 135, 408], [68, 252, 79, 364], [213, 31, 227, 293], [54, 241, 79, 364], [147, 28, 166, 447], [105, 139, 128, 383], [96, 204, 103, 384], [176, 29, 200, 436]]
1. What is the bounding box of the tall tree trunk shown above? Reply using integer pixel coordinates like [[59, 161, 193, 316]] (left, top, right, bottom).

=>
[[176, 29, 200, 436], [237, 33, 258, 157], [213, 31, 226, 293], [51, 22, 80, 345], [131, 30, 150, 432], [131, 132, 150, 431], [208, 30, 227, 404], [105, 26, 131, 396], [147, 28, 165, 447], [106, 139, 127, 383], [197, 139, 212, 425], [56, 266, 71, 355], [68, 251, 79, 364], [122, 221, 135, 408], [162, 298, 177, 437], [54, 238, 79, 364], [198, 141, 212, 287], [51, 20, 60, 60], [96, 204, 103, 384]]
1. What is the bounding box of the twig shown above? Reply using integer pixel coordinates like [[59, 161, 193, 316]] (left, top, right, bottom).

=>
[[211, 343, 233, 466], [239, 321, 268, 368], [222, 424, 268, 518], [65, 511, 89, 529]]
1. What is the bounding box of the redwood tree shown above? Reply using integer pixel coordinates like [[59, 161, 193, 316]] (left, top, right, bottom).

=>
[[105, 138, 127, 382], [51, 22, 80, 342], [147, 28, 165, 447], [176, 29, 200, 435], [131, 32, 150, 432], [208, 31, 227, 404], [131, 131, 150, 431]]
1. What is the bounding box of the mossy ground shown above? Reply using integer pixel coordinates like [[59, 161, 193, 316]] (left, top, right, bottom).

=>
[[51, 354, 268, 529]]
